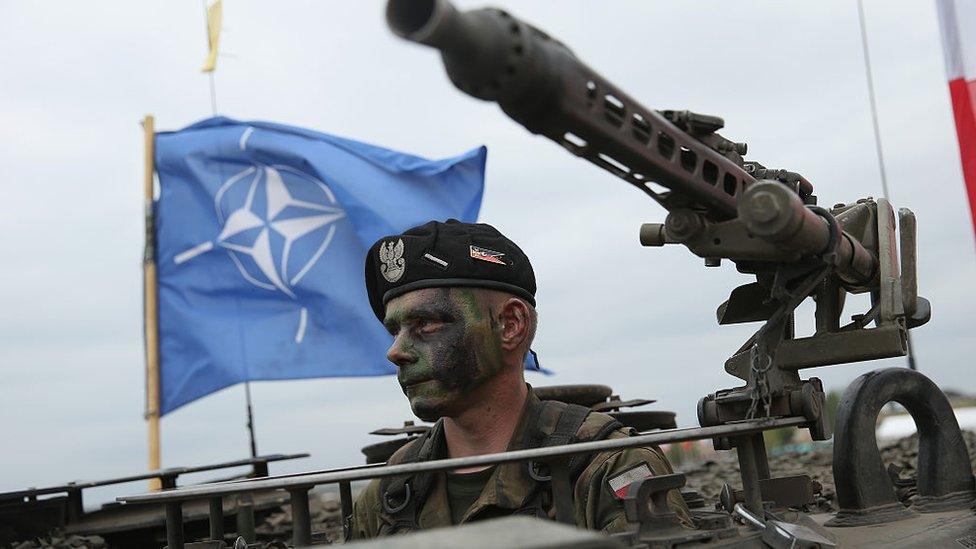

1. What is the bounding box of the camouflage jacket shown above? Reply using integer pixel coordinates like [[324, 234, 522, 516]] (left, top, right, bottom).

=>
[[349, 389, 691, 539]]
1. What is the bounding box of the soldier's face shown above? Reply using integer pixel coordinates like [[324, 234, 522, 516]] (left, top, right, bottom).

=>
[[383, 287, 505, 421]]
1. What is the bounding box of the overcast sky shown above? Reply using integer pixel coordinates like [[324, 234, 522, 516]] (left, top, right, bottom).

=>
[[1, 1, 974, 507]]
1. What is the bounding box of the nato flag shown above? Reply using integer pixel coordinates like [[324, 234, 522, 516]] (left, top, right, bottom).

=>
[[154, 117, 487, 415]]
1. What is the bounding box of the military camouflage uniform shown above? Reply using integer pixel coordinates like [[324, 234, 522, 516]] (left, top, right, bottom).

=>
[[350, 388, 691, 539]]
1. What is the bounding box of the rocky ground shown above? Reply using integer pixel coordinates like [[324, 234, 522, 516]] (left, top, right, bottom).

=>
[[9, 430, 976, 548], [6, 536, 108, 549], [256, 494, 345, 545]]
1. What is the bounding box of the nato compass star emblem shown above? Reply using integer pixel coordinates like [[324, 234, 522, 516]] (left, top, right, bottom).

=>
[[174, 152, 345, 343]]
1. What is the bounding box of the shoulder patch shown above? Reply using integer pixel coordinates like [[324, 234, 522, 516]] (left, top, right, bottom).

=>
[[608, 463, 654, 499]]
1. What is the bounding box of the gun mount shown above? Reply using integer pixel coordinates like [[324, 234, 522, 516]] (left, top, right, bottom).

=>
[[388, 0, 939, 524]]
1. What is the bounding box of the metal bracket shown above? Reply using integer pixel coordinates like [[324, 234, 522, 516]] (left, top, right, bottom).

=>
[[622, 474, 717, 548], [829, 368, 976, 526]]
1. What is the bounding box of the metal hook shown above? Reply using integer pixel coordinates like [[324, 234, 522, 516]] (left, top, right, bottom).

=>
[[382, 482, 412, 514]]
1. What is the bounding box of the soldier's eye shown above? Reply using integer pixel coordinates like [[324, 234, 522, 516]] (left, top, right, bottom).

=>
[[417, 320, 443, 335]]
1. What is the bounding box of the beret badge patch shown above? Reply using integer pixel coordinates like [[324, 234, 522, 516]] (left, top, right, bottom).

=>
[[379, 238, 406, 283], [470, 244, 507, 265]]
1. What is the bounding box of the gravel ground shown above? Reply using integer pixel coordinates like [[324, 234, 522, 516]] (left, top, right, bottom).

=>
[[6, 536, 107, 549], [256, 494, 345, 545]]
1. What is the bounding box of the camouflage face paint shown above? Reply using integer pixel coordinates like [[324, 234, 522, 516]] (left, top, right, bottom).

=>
[[383, 287, 505, 421]]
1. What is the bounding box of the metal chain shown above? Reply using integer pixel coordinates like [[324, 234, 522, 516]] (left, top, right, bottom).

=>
[[746, 342, 773, 419]]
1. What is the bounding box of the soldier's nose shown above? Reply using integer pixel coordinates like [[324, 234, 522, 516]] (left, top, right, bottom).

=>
[[386, 335, 416, 367]]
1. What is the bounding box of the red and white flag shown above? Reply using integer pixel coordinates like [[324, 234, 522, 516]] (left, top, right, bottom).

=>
[[937, 0, 976, 238]]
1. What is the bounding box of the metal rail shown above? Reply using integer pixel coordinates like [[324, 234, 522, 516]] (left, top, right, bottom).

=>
[[1, 452, 309, 533], [207, 461, 385, 486], [116, 417, 808, 548], [119, 418, 804, 504], [1, 453, 309, 502]]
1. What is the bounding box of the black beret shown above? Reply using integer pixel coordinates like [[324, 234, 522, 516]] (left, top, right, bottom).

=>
[[365, 219, 536, 321]]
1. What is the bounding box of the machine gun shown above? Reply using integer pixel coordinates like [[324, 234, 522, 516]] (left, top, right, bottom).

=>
[[388, 0, 932, 516]]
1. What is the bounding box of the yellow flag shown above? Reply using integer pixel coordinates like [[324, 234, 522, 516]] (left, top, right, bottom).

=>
[[201, 0, 222, 72]]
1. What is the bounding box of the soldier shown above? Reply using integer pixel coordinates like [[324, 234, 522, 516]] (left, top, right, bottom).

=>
[[350, 219, 690, 538]]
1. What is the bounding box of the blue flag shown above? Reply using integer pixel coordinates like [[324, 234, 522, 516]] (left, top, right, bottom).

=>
[[154, 117, 491, 414]]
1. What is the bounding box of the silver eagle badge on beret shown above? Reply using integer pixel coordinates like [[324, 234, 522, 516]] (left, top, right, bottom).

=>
[[379, 238, 406, 283]]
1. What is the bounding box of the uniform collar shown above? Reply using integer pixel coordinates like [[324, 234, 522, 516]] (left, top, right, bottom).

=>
[[420, 385, 552, 525]]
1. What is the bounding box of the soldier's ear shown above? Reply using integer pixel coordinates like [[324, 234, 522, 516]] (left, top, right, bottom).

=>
[[497, 297, 530, 352]]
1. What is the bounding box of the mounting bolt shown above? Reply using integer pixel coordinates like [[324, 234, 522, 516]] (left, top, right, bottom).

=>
[[665, 210, 704, 242], [704, 257, 721, 267]]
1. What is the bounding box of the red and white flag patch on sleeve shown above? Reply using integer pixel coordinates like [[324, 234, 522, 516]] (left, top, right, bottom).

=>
[[608, 463, 654, 499]]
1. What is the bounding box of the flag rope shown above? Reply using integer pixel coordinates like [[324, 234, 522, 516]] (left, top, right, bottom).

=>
[[199, 0, 260, 456]]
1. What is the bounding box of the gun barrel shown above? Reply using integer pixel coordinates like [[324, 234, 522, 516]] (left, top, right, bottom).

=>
[[387, 0, 754, 220], [739, 182, 876, 284], [389, 1, 876, 287]]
